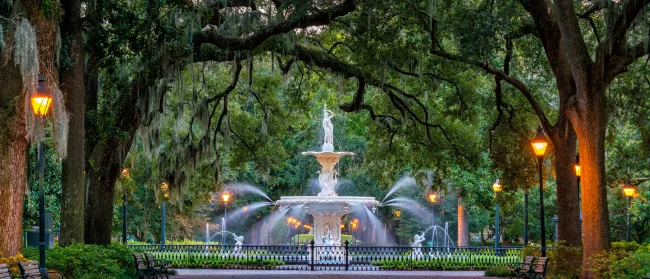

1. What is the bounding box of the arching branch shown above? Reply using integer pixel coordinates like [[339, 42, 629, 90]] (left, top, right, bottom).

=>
[[193, 0, 358, 52]]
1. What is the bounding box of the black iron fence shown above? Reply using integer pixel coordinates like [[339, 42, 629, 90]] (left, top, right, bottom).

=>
[[128, 242, 523, 271]]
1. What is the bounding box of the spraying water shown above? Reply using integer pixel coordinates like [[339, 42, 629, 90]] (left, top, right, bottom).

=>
[[228, 183, 273, 202], [382, 176, 417, 203], [225, 202, 273, 223], [384, 197, 430, 218]]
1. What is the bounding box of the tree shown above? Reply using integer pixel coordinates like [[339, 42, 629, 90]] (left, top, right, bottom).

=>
[[0, 0, 65, 256], [414, 1, 650, 276], [59, 0, 86, 246]]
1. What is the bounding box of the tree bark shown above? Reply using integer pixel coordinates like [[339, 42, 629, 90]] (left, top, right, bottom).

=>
[[0, 63, 28, 257], [84, 76, 141, 244], [59, 0, 86, 246], [0, 0, 58, 256], [457, 197, 469, 246], [547, 124, 582, 247]]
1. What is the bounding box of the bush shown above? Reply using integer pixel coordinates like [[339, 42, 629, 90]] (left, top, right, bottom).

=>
[[484, 266, 512, 277], [589, 249, 650, 279], [28, 244, 135, 279], [611, 241, 640, 252], [521, 242, 582, 279]]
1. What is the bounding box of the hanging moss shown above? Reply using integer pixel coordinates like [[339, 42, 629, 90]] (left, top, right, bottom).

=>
[[13, 18, 39, 81], [0, 23, 4, 53]]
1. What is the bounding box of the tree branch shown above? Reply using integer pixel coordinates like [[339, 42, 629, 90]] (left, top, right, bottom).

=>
[[193, 0, 358, 52], [430, 48, 552, 130]]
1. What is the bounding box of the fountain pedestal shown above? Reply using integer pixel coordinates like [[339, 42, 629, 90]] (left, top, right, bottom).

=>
[[276, 196, 378, 245]]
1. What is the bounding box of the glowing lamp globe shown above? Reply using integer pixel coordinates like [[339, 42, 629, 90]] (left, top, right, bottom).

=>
[[623, 180, 636, 198], [221, 193, 230, 202], [395, 210, 401, 217], [532, 126, 548, 157], [492, 179, 503, 193], [574, 154, 580, 177], [31, 75, 52, 116], [429, 193, 438, 203]]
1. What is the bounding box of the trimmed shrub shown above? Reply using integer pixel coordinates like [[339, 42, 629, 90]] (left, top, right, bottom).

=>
[[484, 266, 512, 277], [23, 244, 134, 279]]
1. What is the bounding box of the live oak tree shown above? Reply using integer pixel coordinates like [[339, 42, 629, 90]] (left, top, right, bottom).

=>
[[416, 0, 650, 277]]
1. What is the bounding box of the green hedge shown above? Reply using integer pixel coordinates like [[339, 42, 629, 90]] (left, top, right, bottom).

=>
[[143, 251, 285, 269], [370, 250, 520, 271], [24, 244, 134, 279]]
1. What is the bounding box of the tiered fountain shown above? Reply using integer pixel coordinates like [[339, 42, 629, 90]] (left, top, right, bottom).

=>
[[275, 105, 379, 245]]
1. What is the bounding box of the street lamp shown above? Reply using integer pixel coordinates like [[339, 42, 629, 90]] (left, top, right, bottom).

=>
[[531, 126, 548, 256], [31, 74, 52, 272], [160, 182, 169, 248], [428, 192, 438, 247], [492, 179, 502, 252], [623, 180, 636, 242], [121, 168, 129, 244], [221, 192, 230, 245], [575, 153, 581, 194]]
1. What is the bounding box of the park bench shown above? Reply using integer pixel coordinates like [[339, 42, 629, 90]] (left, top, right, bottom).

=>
[[0, 263, 29, 279], [133, 253, 160, 279], [508, 256, 535, 279], [17, 261, 64, 279], [144, 253, 172, 279], [526, 257, 549, 279]]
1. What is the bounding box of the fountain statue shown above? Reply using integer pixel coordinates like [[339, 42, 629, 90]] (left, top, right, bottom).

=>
[[275, 104, 379, 245], [233, 234, 244, 253], [322, 106, 334, 152], [411, 233, 426, 259]]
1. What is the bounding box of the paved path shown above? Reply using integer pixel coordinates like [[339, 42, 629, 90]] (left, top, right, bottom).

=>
[[172, 269, 498, 279]]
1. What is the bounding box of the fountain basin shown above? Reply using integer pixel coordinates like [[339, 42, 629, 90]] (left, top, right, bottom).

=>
[[276, 196, 379, 245]]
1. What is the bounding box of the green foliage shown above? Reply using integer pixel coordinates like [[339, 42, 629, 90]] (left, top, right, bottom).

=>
[[45, 244, 134, 279], [521, 242, 582, 279], [370, 249, 520, 270], [612, 241, 642, 252], [484, 266, 513, 277], [589, 249, 650, 279], [136, 251, 284, 269]]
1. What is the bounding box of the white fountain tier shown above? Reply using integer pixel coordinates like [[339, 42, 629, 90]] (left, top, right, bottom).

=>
[[275, 196, 379, 245]]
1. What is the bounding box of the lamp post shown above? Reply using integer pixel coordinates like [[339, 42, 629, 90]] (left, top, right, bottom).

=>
[[121, 168, 130, 244], [492, 179, 502, 252], [524, 189, 528, 246], [623, 180, 636, 242], [428, 193, 438, 247], [531, 126, 548, 256], [222, 192, 230, 245], [575, 154, 581, 195], [160, 182, 169, 248], [31, 74, 53, 272]]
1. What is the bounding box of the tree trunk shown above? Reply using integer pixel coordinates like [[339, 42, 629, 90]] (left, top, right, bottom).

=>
[[0, 64, 28, 257], [84, 77, 141, 244], [0, 0, 58, 256], [548, 126, 582, 247], [59, 0, 86, 246], [568, 83, 610, 278], [457, 196, 469, 246]]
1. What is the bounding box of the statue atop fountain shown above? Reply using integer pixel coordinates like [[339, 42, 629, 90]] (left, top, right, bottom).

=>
[[322, 105, 334, 152]]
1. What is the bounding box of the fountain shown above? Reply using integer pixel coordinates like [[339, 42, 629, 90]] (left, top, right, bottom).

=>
[[275, 105, 379, 245]]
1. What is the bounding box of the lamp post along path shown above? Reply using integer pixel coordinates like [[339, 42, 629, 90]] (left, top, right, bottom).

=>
[[623, 181, 636, 242], [428, 193, 438, 247], [532, 126, 548, 257], [492, 180, 502, 252], [31, 74, 52, 272]]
